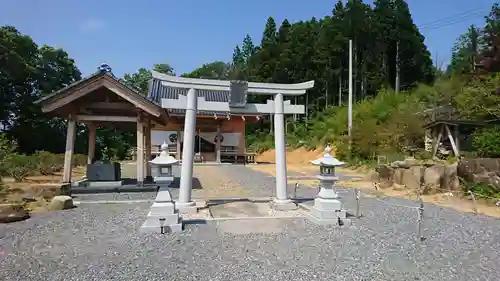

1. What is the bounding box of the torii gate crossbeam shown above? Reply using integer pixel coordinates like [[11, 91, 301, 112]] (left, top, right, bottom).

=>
[[151, 71, 315, 211]]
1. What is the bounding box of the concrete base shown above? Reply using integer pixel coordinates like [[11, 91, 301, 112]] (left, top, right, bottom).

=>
[[175, 201, 198, 214], [87, 181, 123, 188], [140, 187, 182, 233], [270, 199, 297, 211], [303, 211, 352, 226], [298, 198, 349, 225], [140, 217, 183, 233], [310, 206, 347, 220]]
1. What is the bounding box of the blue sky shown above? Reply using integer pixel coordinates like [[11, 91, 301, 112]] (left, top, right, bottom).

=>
[[1, 0, 498, 77]]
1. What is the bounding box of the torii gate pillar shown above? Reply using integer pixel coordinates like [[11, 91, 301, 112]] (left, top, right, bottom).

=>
[[153, 72, 314, 212], [270, 93, 296, 210]]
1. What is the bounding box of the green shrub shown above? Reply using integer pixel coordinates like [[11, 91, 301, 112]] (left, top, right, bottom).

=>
[[0, 133, 17, 176], [34, 151, 63, 175], [472, 126, 500, 157], [5, 154, 37, 182], [73, 154, 87, 167]]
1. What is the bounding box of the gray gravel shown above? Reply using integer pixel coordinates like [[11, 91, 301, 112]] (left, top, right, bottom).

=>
[[3, 165, 497, 280]]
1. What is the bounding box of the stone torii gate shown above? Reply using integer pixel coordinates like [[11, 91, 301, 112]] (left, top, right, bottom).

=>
[[152, 71, 315, 211]]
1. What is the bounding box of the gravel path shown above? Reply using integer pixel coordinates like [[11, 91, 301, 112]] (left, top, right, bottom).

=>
[[75, 164, 318, 202], [1, 193, 499, 281], [14, 165, 495, 280]]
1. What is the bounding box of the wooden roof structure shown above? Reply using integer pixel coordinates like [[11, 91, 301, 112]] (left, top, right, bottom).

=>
[[35, 69, 169, 126]]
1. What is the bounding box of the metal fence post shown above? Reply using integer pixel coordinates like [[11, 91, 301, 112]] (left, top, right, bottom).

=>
[[355, 188, 361, 218], [469, 191, 478, 214], [417, 198, 426, 242]]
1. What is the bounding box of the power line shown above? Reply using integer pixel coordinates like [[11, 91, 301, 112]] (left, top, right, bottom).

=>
[[418, 7, 489, 29]]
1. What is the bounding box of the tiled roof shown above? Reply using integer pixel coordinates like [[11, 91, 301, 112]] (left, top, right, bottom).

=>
[[147, 78, 252, 116]]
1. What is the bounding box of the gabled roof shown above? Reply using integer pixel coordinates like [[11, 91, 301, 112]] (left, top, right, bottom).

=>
[[36, 70, 165, 118], [148, 77, 237, 115]]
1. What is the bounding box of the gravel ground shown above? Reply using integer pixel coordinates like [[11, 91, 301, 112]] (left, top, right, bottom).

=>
[[8, 165, 495, 280], [1, 192, 499, 281], [75, 164, 319, 202]]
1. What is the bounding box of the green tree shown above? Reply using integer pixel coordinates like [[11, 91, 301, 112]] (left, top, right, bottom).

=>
[[181, 61, 231, 79], [448, 25, 481, 74], [122, 63, 175, 94], [0, 26, 82, 154]]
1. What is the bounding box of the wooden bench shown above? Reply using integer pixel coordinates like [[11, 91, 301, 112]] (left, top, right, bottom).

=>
[[221, 151, 256, 164]]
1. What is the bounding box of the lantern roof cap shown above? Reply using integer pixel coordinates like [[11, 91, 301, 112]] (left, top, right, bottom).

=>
[[310, 145, 345, 167], [149, 141, 178, 165]]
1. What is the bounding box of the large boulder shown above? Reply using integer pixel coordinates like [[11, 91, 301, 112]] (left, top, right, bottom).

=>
[[458, 158, 500, 192], [423, 164, 445, 194], [0, 205, 30, 223], [401, 166, 424, 190], [375, 164, 394, 188], [443, 163, 460, 190], [374, 161, 459, 194], [48, 195, 74, 211]]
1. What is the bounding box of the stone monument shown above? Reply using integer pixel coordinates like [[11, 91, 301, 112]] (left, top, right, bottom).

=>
[[306, 145, 350, 225], [140, 142, 182, 233]]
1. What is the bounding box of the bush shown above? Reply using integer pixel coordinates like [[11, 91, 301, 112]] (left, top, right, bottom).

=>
[[5, 154, 37, 182], [73, 154, 87, 167], [309, 89, 425, 162], [472, 126, 500, 157], [0, 133, 17, 177], [33, 151, 63, 175]]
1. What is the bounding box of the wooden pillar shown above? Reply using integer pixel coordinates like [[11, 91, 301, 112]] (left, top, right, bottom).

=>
[[454, 124, 460, 154], [136, 116, 145, 186], [145, 123, 152, 181], [216, 122, 221, 163], [87, 123, 96, 165], [176, 129, 181, 160], [63, 115, 76, 183], [241, 119, 246, 152]]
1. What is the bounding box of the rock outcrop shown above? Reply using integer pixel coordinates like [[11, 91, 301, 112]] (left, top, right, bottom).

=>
[[48, 195, 74, 211], [375, 158, 459, 194], [458, 158, 500, 192], [0, 205, 30, 223]]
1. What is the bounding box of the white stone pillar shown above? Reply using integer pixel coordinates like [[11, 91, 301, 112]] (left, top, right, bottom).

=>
[[176, 129, 181, 160], [63, 116, 76, 183], [136, 119, 145, 186], [272, 93, 296, 210], [177, 88, 197, 209], [145, 125, 152, 181], [216, 122, 221, 163], [87, 123, 96, 165]]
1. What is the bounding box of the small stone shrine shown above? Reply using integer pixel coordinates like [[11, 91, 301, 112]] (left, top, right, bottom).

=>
[[140, 142, 182, 233], [305, 145, 350, 225]]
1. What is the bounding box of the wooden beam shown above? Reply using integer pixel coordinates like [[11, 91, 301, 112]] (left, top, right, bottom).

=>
[[432, 124, 443, 157], [87, 123, 96, 164], [85, 102, 134, 110], [101, 79, 162, 117], [43, 80, 105, 112], [445, 124, 460, 157], [63, 115, 76, 183], [76, 115, 136, 122], [136, 115, 145, 185]]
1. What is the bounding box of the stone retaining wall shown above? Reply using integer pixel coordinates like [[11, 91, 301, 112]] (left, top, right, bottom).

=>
[[375, 158, 459, 194]]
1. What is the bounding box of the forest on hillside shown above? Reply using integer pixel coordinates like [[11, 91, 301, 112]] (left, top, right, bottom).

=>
[[2, 0, 500, 164]]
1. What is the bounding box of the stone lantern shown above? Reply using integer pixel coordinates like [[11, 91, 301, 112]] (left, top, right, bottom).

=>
[[140, 142, 182, 233], [149, 142, 177, 183], [308, 145, 348, 224]]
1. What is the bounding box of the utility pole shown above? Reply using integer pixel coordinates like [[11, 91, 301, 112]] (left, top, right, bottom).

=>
[[395, 41, 400, 93], [338, 74, 342, 107], [325, 85, 328, 110], [305, 92, 309, 124], [348, 40, 353, 143]]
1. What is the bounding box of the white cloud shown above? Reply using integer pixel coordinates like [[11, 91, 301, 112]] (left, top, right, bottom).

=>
[[79, 18, 106, 33]]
